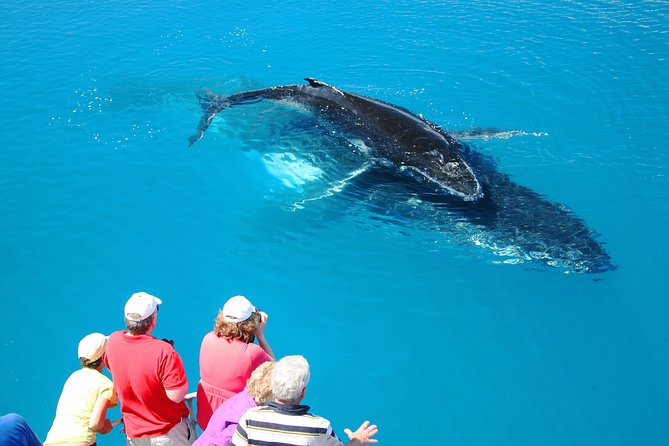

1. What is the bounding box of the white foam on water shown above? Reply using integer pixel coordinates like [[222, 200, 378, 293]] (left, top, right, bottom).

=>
[[261, 152, 324, 189], [454, 129, 549, 141]]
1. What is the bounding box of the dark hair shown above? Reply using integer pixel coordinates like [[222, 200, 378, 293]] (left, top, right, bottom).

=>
[[213, 310, 260, 343], [80, 356, 103, 369], [124, 312, 156, 335]]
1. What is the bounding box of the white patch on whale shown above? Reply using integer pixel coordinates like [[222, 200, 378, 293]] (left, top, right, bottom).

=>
[[288, 161, 373, 210], [346, 138, 373, 156], [261, 152, 324, 188]]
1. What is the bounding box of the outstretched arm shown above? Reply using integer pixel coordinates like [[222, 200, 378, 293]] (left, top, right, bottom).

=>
[[256, 311, 276, 360], [343, 421, 378, 446], [89, 394, 113, 434]]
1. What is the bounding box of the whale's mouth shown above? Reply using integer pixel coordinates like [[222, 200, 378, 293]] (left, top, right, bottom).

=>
[[458, 184, 484, 201], [401, 137, 484, 201], [403, 164, 483, 201], [441, 161, 484, 201]]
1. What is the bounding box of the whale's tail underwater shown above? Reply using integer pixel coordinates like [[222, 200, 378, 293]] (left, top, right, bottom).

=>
[[190, 78, 615, 274]]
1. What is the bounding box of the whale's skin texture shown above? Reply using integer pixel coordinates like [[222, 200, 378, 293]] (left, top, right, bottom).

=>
[[190, 78, 482, 201], [190, 79, 614, 274]]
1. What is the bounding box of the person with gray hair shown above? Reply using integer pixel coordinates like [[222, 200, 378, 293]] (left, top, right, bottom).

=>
[[270, 355, 310, 403], [230, 355, 378, 446], [105, 292, 194, 445]]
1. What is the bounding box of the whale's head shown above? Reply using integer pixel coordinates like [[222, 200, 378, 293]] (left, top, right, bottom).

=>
[[404, 137, 483, 201]]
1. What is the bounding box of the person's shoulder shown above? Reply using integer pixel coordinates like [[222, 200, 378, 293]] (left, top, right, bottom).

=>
[[107, 330, 124, 342], [107, 330, 141, 348], [247, 341, 264, 351], [201, 331, 231, 350], [154, 339, 182, 357], [91, 368, 113, 386], [246, 341, 268, 356], [132, 334, 171, 348], [235, 404, 265, 424], [227, 389, 252, 404], [303, 412, 332, 425], [248, 404, 268, 413], [243, 404, 270, 417], [62, 368, 85, 386], [200, 331, 216, 343], [112, 334, 177, 356], [75, 367, 112, 385], [227, 390, 257, 414]]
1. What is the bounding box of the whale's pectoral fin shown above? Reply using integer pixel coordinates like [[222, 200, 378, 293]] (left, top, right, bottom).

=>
[[289, 161, 374, 211], [188, 89, 230, 146], [450, 128, 548, 141]]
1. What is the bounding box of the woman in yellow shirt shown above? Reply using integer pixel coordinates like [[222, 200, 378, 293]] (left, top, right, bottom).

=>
[[44, 333, 117, 446]]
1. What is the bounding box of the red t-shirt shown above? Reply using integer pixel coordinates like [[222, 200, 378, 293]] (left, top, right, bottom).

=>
[[196, 332, 271, 430], [105, 331, 189, 437]]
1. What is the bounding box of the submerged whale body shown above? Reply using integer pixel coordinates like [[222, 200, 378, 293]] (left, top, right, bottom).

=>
[[351, 151, 614, 274], [190, 78, 482, 201], [190, 78, 614, 273]]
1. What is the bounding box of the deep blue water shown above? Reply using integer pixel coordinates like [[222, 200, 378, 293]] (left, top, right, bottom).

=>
[[1, 0, 668, 444]]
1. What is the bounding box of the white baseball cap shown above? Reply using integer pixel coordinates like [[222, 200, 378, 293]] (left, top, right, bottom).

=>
[[222, 295, 256, 323], [124, 292, 162, 322], [78, 333, 107, 362]]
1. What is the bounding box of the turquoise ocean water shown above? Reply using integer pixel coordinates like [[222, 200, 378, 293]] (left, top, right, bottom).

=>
[[1, 0, 668, 444]]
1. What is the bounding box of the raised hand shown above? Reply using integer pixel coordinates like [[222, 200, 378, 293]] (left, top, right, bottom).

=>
[[344, 420, 378, 445]]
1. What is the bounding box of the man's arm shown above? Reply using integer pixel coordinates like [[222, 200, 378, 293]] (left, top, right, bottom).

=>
[[165, 382, 189, 403], [160, 345, 189, 403]]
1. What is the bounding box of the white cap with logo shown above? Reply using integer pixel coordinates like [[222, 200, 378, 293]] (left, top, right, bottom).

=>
[[125, 291, 162, 322], [222, 295, 256, 323], [78, 333, 108, 362]]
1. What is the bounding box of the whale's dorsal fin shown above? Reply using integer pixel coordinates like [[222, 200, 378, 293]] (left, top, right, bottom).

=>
[[304, 78, 345, 96], [305, 78, 328, 87]]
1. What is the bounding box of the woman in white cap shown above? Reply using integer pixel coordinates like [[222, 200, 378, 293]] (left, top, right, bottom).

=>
[[44, 333, 117, 446], [196, 295, 275, 431]]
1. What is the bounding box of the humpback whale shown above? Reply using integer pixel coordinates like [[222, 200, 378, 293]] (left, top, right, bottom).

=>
[[190, 78, 614, 273], [190, 78, 482, 201]]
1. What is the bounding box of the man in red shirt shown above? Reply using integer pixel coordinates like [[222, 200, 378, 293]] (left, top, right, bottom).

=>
[[105, 292, 194, 445]]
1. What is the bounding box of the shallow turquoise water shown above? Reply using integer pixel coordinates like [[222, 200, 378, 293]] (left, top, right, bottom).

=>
[[1, 0, 668, 444]]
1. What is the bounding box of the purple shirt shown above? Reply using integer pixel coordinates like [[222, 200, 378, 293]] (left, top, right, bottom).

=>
[[194, 390, 257, 446]]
